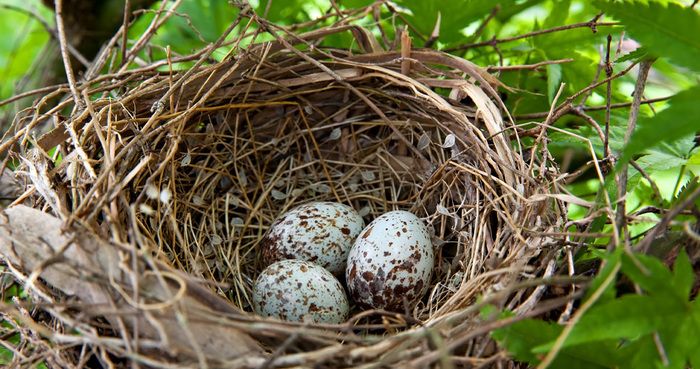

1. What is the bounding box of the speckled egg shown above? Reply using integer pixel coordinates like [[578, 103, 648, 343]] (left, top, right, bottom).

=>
[[252, 260, 349, 323], [261, 202, 364, 274], [346, 210, 434, 312]]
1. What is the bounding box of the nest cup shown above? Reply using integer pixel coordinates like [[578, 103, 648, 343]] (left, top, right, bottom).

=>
[[1, 23, 567, 368]]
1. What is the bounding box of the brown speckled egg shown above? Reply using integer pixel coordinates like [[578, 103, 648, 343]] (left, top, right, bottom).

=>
[[261, 202, 364, 274], [252, 260, 349, 323], [346, 210, 434, 312]]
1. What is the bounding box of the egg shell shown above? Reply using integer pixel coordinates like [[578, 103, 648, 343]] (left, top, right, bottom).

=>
[[261, 202, 364, 274], [346, 210, 434, 312], [252, 260, 349, 323]]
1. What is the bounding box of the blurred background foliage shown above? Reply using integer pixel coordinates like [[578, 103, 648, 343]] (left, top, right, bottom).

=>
[[0, 0, 698, 367]]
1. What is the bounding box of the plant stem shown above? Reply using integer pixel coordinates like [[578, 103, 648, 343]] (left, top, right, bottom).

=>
[[613, 59, 654, 250]]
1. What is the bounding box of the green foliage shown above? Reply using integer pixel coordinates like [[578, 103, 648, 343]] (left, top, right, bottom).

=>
[[256, 0, 317, 24], [128, 0, 240, 63], [616, 46, 649, 63], [626, 134, 696, 197], [396, 0, 518, 43], [594, 0, 700, 73], [546, 63, 562, 102], [0, 0, 51, 103], [620, 85, 700, 165], [492, 251, 700, 369]]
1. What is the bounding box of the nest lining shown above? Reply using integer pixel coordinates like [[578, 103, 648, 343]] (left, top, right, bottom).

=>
[[0, 23, 568, 368]]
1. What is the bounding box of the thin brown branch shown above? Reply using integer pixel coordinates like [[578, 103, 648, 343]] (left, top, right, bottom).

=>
[[514, 96, 672, 120], [423, 12, 441, 48], [629, 159, 663, 202], [469, 5, 500, 42], [120, 0, 131, 67], [567, 60, 638, 105], [53, 0, 82, 109], [0, 84, 69, 108], [637, 185, 700, 253], [604, 34, 614, 159], [571, 106, 606, 147], [120, 0, 183, 73], [519, 60, 640, 127], [613, 59, 654, 250], [487, 58, 574, 72], [445, 15, 619, 52]]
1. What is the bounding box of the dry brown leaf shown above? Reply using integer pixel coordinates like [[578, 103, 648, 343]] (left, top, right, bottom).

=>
[[0, 205, 262, 363]]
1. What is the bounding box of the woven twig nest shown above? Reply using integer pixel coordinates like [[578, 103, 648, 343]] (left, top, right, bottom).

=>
[[0, 19, 567, 369]]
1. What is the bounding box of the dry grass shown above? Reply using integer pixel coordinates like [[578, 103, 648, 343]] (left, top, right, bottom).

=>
[[0, 4, 574, 368]]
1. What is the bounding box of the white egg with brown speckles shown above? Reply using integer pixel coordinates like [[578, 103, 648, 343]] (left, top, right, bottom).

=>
[[261, 202, 364, 274], [252, 260, 349, 323], [346, 210, 434, 312]]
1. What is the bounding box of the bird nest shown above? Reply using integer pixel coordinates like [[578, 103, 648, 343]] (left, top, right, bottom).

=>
[[0, 15, 568, 369]]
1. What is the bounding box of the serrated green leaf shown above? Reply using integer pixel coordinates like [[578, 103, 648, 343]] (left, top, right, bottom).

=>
[[688, 149, 700, 179], [627, 149, 687, 193], [594, 0, 700, 72], [674, 177, 700, 206], [616, 46, 650, 63], [619, 85, 700, 166], [533, 295, 683, 352], [626, 134, 695, 194], [654, 134, 696, 159]]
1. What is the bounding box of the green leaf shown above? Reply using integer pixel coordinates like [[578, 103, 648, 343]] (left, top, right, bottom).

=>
[[619, 335, 666, 369], [619, 85, 700, 166], [594, 0, 700, 72], [493, 318, 623, 368], [659, 307, 700, 369], [671, 251, 694, 301], [547, 63, 563, 103], [690, 300, 700, 368], [626, 136, 695, 193], [621, 253, 676, 298], [544, 0, 571, 28], [533, 294, 683, 352], [583, 248, 621, 304], [492, 319, 559, 363], [616, 46, 650, 63], [674, 177, 700, 208], [256, 0, 315, 24], [339, 0, 375, 8]]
